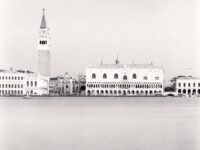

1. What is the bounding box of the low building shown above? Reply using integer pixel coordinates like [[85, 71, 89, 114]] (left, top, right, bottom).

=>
[[49, 76, 63, 96], [78, 74, 86, 95], [49, 73, 78, 96], [175, 76, 200, 97], [0, 68, 49, 96], [86, 62, 164, 96]]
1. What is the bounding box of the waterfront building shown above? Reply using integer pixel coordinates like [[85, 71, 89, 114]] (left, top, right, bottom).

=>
[[49, 73, 78, 96], [25, 74, 49, 96], [175, 76, 200, 97], [78, 74, 86, 95], [0, 69, 49, 96], [38, 8, 51, 77], [63, 73, 79, 96], [86, 61, 164, 96], [49, 76, 63, 96]]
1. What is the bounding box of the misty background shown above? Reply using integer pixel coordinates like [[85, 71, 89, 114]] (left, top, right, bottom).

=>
[[0, 0, 200, 80]]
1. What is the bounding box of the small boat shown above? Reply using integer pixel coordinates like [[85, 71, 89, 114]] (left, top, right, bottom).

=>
[[23, 93, 31, 99]]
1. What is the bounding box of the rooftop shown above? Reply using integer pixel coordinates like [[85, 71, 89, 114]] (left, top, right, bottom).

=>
[[176, 76, 200, 80], [88, 63, 161, 69], [0, 69, 34, 74]]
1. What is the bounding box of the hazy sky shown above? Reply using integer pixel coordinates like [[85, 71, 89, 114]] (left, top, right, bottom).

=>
[[0, 0, 199, 79]]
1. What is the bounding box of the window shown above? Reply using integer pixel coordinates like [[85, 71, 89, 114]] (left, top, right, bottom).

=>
[[35, 81, 37, 86], [114, 73, 118, 79], [103, 73, 107, 79], [155, 77, 159, 80], [18, 77, 20, 80], [2, 76, 4, 80], [27, 81, 29, 86], [0, 76, 1, 80], [178, 83, 181, 87], [133, 74, 137, 79], [143, 76, 147, 80], [21, 77, 23, 80], [198, 83, 200, 87], [193, 83, 195, 87], [40, 41, 47, 45], [123, 75, 127, 80], [188, 83, 190, 87], [31, 81, 33, 86], [183, 83, 186, 87], [15, 77, 17, 80], [92, 73, 96, 79]]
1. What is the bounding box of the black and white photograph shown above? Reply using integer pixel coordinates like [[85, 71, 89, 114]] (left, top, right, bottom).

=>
[[0, 0, 200, 150]]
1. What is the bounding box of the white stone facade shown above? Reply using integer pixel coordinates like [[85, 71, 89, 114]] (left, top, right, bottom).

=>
[[176, 77, 200, 97], [25, 74, 49, 96], [0, 69, 49, 96], [0, 70, 25, 96], [86, 64, 164, 96]]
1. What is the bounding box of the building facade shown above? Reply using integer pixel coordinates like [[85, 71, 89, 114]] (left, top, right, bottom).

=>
[[86, 63, 164, 96], [49, 73, 78, 96], [176, 77, 200, 97], [38, 8, 51, 77], [0, 69, 49, 96], [49, 76, 63, 96], [78, 74, 86, 95]]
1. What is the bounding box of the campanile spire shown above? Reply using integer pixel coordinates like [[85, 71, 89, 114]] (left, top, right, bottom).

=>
[[40, 8, 47, 29], [38, 8, 50, 77]]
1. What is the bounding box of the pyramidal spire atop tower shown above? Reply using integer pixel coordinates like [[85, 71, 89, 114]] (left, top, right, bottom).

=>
[[40, 8, 47, 29]]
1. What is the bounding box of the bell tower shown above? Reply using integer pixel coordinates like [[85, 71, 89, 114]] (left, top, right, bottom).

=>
[[38, 8, 50, 77]]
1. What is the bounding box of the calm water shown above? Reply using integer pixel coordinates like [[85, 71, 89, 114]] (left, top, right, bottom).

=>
[[0, 97, 200, 150]]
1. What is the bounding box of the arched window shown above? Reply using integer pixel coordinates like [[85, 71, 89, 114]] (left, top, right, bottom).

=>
[[133, 74, 137, 79], [103, 73, 107, 79], [114, 73, 118, 79], [123, 75, 127, 80], [92, 73, 96, 79]]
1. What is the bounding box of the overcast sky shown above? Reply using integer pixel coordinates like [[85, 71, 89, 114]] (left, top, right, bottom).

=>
[[0, 0, 199, 79]]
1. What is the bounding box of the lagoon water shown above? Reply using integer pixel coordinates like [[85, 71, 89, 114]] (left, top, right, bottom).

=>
[[0, 97, 200, 150]]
